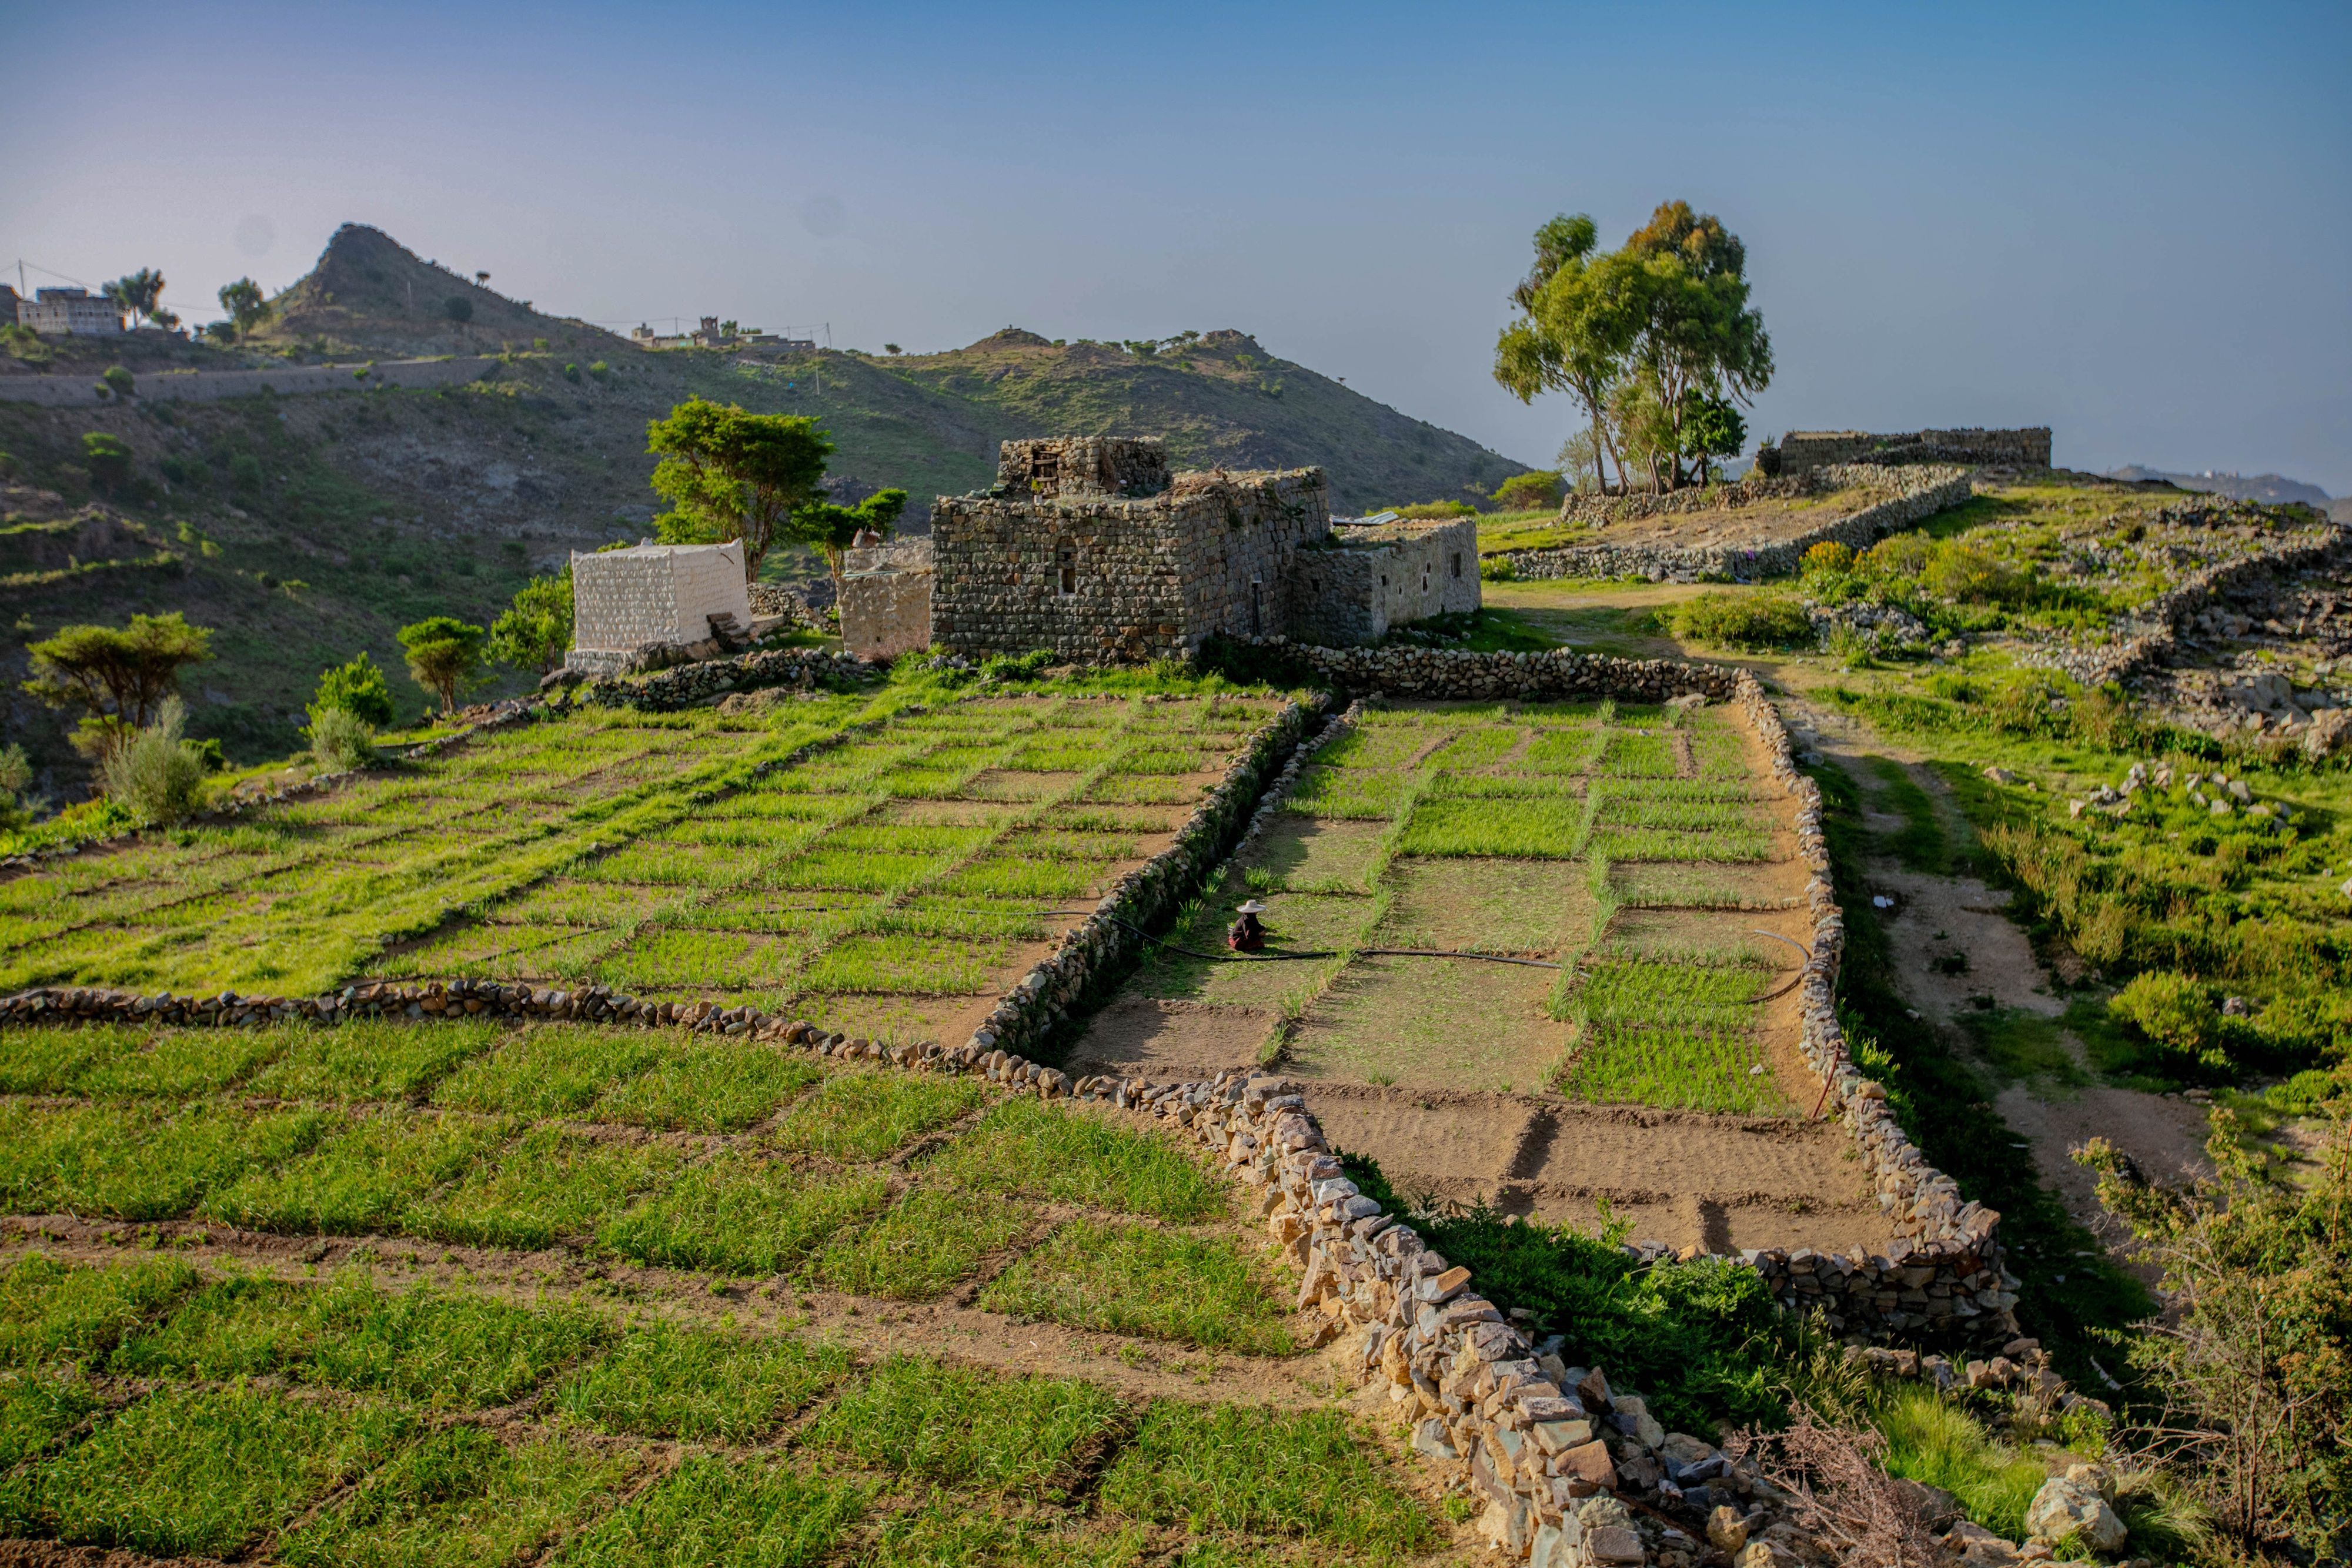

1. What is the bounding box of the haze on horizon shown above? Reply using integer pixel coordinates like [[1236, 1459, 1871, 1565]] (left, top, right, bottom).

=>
[[3, 1, 2346, 492]]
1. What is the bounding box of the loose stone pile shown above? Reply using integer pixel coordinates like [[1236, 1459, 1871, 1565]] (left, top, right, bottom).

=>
[[573, 646, 881, 712], [1803, 598, 1933, 656], [1498, 467, 1973, 584]]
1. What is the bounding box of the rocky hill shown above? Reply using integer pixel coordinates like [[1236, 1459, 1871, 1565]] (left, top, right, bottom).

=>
[[2105, 463, 2335, 510], [0, 223, 1531, 792]]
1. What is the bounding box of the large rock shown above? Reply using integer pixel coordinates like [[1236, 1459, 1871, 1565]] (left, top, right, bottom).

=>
[[2305, 707, 2352, 758], [2024, 1469, 2127, 1554]]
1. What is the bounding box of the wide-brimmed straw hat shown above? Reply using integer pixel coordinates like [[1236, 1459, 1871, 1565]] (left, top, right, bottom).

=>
[[1235, 900, 1269, 915]]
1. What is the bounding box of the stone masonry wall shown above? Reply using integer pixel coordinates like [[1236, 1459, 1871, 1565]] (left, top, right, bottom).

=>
[[1776, 428, 2050, 472], [1292, 519, 1480, 645], [997, 436, 1170, 499], [1496, 466, 1973, 585], [930, 469, 1331, 661], [839, 566, 934, 661]]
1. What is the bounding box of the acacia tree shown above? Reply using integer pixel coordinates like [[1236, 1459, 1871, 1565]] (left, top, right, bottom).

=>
[[789, 488, 910, 597], [647, 399, 835, 581], [23, 612, 213, 758], [102, 268, 166, 328], [397, 617, 487, 715]]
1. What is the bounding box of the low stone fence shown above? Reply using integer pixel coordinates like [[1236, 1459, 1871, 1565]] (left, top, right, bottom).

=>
[[1262, 641, 1746, 704], [574, 646, 880, 712], [1496, 466, 1972, 584], [2032, 519, 2348, 690]]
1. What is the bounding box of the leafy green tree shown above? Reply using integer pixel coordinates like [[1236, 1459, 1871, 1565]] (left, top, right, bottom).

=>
[[1679, 391, 1747, 486], [218, 278, 269, 335], [1490, 471, 1562, 511], [81, 432, 132, 493], [1621, 202, 1773, 489], [1493, 213, 1641, 496], [308, 651, 397, 729], [0, 744, 35, 833], [396, 617, 487, 714], [102, 269, 167, 328], [647, 398, 835, 581], [23, 611, 214, 758], [787, 487, 909, 596], [486, 570, 574, 674], [883, 343, 903, 355]]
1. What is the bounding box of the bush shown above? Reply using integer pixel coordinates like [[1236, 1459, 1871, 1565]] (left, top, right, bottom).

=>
[[309, 652, 397, 729], [1668, 592, 1813, 651], [81, 433, 132, 493], [1864, 534, 1931, 579], [1390, 500, 1478, 520], [2108, 971, 2231, 1071], [97, 697, 209, 827], [0, 744, 32, 833], [1491, 471, 1563, 511], [562, 363, 582, 383], [100, 366, 135, 399], [1921, 541, 2024, 605], [0, 452, 19, 479], [227, 453, 263, 491], [308, 706, 377, 772], [1802, 541, 1856, 577], [1479, 556, 1517, 583], [588, 361, 610, 382]]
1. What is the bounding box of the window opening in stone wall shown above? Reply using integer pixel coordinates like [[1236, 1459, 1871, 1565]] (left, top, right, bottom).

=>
[[1032, 450, 1060, 492], [1058, 549, 1075, 596], [1421, 568, 1431, 594], [1380, 575, 1388, 588], [1451, 552, 1462, 579]]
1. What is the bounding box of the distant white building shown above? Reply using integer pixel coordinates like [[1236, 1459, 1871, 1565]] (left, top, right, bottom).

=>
[[16, 287, 124, 336], [566, 540, 753, 675]]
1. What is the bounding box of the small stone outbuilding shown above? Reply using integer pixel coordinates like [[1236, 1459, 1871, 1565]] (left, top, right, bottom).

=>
[[567, 541, 753, 675], [839, 537, 936, 661]]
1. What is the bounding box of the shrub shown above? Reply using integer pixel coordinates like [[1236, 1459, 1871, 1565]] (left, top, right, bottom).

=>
[[1391, 500, 1477, 520], [1864, 533, 1931, 578], [97, 697, 208, 826], [308, 706, 377, 772], [1491, 470, 1563, 511], [308, 652, 397, 729], [0, 744, 33, 833], [562, 363, 582, 383], [1802, 541, 1856, 577], [2108, 971, 2230, 1070], [228, 453, 263, 490], [0, 452, 19, 479], [1479, 555, 1518, 583], [1668, 592, 1812, 651], [1921, 540, 2024, 604], [588, 361, 610, 382], [81, 433, 132, 493]]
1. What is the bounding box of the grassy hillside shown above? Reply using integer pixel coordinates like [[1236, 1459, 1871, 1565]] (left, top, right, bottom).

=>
[[0, 223, 1529, 795]]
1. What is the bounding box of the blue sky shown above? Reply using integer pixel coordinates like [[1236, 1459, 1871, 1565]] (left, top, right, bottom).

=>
[[6, 1, 2347, 489]]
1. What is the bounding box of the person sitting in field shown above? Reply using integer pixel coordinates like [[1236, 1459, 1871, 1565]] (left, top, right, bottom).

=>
[[1227, 900, 1268, 952]]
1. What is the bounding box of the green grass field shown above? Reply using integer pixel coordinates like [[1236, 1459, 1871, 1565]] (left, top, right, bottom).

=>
[[0, 1014, 1437, 1562], [1138, 699, 1803, 1111], [0, 688, 1279, 1034]]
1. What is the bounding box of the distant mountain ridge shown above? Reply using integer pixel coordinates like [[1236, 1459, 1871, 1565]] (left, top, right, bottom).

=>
[[2105, 464, 2333, 508]]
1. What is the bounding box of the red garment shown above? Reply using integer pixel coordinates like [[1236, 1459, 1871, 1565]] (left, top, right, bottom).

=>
[[1227, 914, 1265, 952]]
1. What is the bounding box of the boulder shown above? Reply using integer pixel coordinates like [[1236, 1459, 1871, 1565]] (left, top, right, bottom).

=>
[[1707, 1504, 1749, 1554], [2024, 1471, 2127, 1554]]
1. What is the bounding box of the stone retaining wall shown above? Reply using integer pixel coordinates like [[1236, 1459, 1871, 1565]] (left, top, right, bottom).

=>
[[1775, 428, 2050, 472], [2034, 518, 2349, 689], [1496, 466, 1973, 584]]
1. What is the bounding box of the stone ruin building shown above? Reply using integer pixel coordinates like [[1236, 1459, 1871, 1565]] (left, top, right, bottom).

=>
[[1762, 426, 2052, 474], [838, 536, 936, 661], [566, 540, 756, 675], [917, 437, 1477, 661]]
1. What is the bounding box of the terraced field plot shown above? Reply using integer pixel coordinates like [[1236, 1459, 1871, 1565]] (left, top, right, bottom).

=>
[[0, 690, 1280, 1048], [0, 1012, 1452, 1563], [1073, 700, 1883, 1253]]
